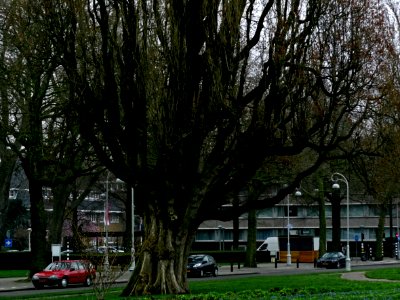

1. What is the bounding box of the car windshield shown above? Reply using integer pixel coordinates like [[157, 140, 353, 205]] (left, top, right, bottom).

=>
[[188, 256, 204, 263], [322, 252, 339, 259], [45, 262, 71, 271]]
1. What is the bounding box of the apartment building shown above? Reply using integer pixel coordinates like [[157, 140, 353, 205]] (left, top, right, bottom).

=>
[[194, 194, 399, 254]]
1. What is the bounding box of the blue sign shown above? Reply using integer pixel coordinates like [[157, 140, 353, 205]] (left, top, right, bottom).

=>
[[355, 235, 359, 242], [4, 239, 12, 248]]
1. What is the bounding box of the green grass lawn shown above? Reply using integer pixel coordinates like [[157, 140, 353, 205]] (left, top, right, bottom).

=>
[[2, 269, 400, 299], [0, 270, 28, 278], [365, 267, 400, 280]]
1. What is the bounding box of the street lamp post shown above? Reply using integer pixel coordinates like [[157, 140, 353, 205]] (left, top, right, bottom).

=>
[[27, 228, 32, 251], [115, 178, 136, 271], [331, 172, 351, 271], [218, 225, 223, 251], [286, 190, 302, 266]]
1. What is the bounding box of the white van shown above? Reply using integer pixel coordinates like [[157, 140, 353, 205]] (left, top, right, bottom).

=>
[[257, 236, 320, 262], [256, 237, 279, 256]]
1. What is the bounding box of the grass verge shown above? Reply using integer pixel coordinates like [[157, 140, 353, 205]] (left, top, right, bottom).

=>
[[2, 269, 400, 299], [0, 270, 28, 278]]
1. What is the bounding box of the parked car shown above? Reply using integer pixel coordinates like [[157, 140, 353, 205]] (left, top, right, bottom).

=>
[[187, 254, 218, 277], [31, 260, 96, 289], [316, 251, 346, 269], [60, 249, 74, 255], [83, 247, 98, 253], [97, 246, 124, 253]]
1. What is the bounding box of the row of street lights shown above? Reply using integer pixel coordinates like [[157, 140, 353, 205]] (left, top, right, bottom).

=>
[[286, 172, 351, 271]]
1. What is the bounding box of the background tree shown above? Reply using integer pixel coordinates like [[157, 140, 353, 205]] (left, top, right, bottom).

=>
[[346, 0, 400, 260], [0, 0, 103, 276], [0, 0, 22, 250]]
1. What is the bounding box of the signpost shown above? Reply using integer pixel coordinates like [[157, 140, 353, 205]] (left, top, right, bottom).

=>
[[355, 235, 359, 258], [51, 244, 61, 262], [4, 239, 12, 248]]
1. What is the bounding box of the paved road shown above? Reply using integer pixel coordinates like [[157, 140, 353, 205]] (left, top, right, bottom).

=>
[[1, 257, 399, 293]]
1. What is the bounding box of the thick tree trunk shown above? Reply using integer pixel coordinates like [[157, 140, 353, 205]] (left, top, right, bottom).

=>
[[0, 154, 17, 243], [375, 203, 386, 261], [232, 196, 239, 250], [48, 184, 70, 245], [318, 196, 327, 256], [245, 207, 257, 267], [317, 179, 327, 257], [121, 215, 195, 296], [29, 180, 49, 277], [331, 192, 342, 252]]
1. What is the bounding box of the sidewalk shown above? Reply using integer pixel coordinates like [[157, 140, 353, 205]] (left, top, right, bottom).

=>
[[1, 257, 399, 293]]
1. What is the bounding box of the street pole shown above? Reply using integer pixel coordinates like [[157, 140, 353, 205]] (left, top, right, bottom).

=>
[[27, 228, 32, 252], [331, 172, 351, 271], [218, 225, 222, 251]]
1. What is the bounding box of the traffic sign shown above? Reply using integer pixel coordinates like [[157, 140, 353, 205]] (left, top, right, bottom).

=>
[[4, 239, 12, 248], [355, 235, 359, 242]]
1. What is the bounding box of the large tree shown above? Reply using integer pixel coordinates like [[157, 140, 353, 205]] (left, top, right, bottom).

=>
[[0, 0, 22, 249], [32, 0, 390, 295], [0, 0, 104, 275]]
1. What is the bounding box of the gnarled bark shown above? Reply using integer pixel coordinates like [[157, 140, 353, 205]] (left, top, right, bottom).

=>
[[122, 215, 193, 296]]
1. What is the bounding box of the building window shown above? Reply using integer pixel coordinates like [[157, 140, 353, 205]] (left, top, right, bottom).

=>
[[90, 214, 97, 223], [258, 208, 274, 217], [195, 230, 215, 241], [110, 214, 120, 224], [284, 206, 297, 217], [350, 205, 364, 217], [306, 206, 319, 217]]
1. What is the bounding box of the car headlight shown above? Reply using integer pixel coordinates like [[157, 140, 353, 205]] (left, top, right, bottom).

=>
[[32, 275, 39, 280], [193, 263, 202, 268], [49, 275, 58, 279]]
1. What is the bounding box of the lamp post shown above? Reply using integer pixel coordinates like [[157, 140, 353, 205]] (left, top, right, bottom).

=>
[[218, 225, 223, 251], [129, 187, 135, 271], [331, 172, 351, 271], [287, 190, 302, 266], [27, 228, 32, 251], [115, 178, 136, 271]]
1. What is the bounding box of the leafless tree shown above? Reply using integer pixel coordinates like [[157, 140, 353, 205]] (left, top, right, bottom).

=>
[[8, 0, 393, 295]]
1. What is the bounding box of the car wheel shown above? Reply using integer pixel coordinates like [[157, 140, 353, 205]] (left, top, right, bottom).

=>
[[213, 268, 218, 277], [199, 270, 204, 277], [84, 276, 92, 287], [59, 277, 68, 288], [33, 283, 43, 289]]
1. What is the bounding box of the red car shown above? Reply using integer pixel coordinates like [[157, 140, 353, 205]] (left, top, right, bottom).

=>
[[31, 260, 96, 289]]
